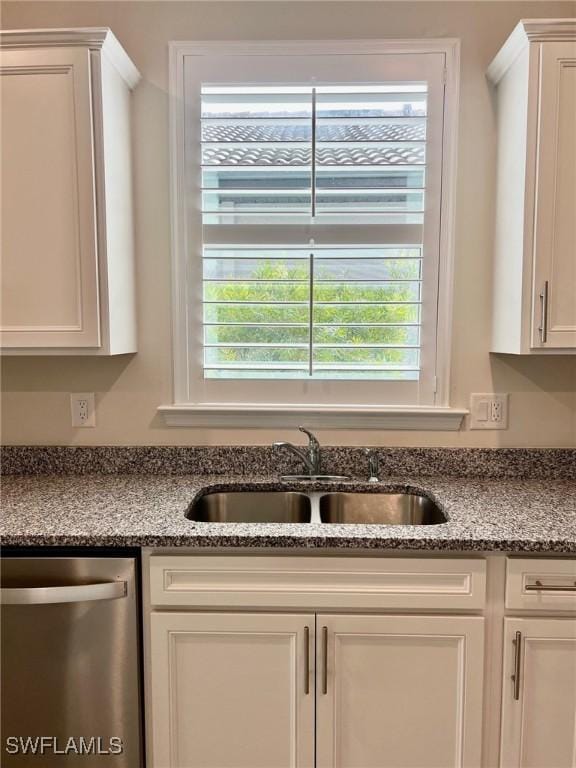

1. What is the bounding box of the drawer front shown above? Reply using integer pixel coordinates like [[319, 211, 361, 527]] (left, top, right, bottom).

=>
[[506, 558, 576, 612], [150, 555, 486, 610]]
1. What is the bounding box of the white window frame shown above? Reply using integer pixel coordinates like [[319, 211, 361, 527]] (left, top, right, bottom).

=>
[[160, 39, 466, 429]]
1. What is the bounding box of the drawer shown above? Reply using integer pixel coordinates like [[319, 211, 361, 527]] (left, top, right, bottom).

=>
[[150, 555, 486, 611], [506, 558, 576, 612]]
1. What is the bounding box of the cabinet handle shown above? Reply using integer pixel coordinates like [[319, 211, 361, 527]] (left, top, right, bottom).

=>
[[511, 631, 522, 701], [304, 626, 310, 695], [321, 626, 328, 695], [525, 579, 576, 592], [538, 280, 549, 343]]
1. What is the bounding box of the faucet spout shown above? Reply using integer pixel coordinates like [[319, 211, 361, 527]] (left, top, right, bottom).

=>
[[273, 441, 316, 473], [273, 427, 350, 482], [273, 427, 322, 475]]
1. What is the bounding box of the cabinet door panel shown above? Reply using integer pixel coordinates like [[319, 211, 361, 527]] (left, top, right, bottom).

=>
[[316, 614, 484, 768], [532, 42, 576, 349], [150, 612, 314, 768], [0, 47, 100, 347], [500, 618, 576, 768]]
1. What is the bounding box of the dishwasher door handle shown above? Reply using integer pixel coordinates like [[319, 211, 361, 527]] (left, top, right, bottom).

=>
[[1, 581, 127, 605]]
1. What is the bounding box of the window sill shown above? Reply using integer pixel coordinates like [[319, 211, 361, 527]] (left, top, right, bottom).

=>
[[157, 404, 468, 430]]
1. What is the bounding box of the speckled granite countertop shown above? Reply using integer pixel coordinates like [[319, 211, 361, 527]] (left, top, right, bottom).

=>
[[2, 474, 575, 553]]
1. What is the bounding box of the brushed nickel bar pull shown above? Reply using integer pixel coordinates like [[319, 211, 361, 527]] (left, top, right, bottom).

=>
[[304, 625, 310, 695], [525, 580, 576, 592], [538, 280, 549, 343], [512, 631, 522, 701], [0, 581, 127, 605], [321, 625, 328, 695]]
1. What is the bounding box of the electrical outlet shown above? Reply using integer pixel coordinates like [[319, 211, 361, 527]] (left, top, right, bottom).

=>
[[491, 399, 503, 423], [469, 393, 508, 430], [70, 393, 96, 428]]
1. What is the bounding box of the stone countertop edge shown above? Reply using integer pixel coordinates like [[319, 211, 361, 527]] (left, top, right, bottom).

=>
[[1, 474, 575, 554]]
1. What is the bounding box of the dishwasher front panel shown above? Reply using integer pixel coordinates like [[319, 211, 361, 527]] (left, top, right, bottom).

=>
[[1, 556, 142, 767]]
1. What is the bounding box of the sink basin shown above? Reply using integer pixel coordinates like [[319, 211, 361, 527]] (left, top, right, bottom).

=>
[[188, 491, 312, 523], [187, 489, 445, 526], [319, 492, 446, 525]]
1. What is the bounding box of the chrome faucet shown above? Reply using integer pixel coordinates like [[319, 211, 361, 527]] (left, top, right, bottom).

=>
[[364, 448, 380, 483], [273, 426, 321, 476]]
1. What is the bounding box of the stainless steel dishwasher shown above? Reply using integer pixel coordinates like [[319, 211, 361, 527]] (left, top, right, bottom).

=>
[[1, 554, 143, 766]]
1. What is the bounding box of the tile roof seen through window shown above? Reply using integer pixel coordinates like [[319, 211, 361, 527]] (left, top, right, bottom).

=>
[[202, 122, 426, 143], [202, 123, 426, 166]]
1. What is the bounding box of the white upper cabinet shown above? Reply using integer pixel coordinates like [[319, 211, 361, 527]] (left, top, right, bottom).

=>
[[0, 29, 140, 355], [488, 20, 576, 354]]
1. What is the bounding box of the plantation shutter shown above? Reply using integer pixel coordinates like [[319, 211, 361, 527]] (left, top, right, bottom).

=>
[[200, 82, 430, 381]]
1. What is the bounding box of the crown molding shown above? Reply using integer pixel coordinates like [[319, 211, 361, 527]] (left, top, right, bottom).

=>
[[522, 18, 576, 41], [487, 18, 576, 84], [0, 28, 141, 88]]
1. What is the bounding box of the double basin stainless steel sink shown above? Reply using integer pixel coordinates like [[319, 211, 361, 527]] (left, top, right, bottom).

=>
[[188, 490, 446, 526]]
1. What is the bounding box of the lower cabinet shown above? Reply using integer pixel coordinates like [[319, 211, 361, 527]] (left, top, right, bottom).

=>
[[316, 615, 485, 768], [150, 613, 315, 768], [147, 555, 576, 768], [150, 611, 485, 768], [500, 618, 576, 768]]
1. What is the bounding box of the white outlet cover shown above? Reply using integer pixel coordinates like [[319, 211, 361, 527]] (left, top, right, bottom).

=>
[[70, 393, 96, 428], [469, 393, 508, 430]]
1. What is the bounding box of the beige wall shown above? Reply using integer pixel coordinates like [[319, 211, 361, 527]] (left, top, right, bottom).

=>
[[2, 1, 575, 447]]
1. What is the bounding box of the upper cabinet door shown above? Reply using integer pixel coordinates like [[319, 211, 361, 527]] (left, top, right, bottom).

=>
[[489, 22, 576, 354], [531, 42, 576, 349], [500, 617, 576, 768], [0, 47, 100, 348], [315, 614, 485, 768]]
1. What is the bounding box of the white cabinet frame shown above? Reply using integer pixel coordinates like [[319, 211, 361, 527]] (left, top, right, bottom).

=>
[[0, 28, 140, 355], [488, 20, 576, 354]]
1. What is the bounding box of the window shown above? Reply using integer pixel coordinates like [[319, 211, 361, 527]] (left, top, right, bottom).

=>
[[164, 41, 463, 428], [202, 84, 426, 381]]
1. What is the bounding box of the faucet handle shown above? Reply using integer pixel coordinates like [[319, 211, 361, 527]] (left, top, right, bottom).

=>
[[363, 448, 380, 483], [298, 425, 320, 449]]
